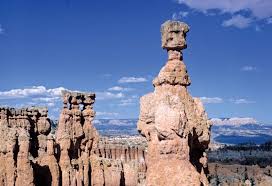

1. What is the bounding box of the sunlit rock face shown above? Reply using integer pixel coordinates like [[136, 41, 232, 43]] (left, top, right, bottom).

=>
[[0, 107, 58, 186], [93, 137, 147, 186], [55, 90, 99, 186], [55, 91, 147, 186], [56, 89, 147, 185], [137, 20, 211, 186], [0, 92, 146, 186]]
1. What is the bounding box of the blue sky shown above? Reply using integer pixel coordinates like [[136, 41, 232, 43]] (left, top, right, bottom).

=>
[[0, 0, 272, 123]]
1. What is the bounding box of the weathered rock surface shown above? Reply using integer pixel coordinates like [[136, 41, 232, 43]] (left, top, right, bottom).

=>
[[0, 107, 58, 186], [94, 137, 147, 186], [0, 91, 147, 186], [137, 20, 211, 186], [55, 90, 99, 186]]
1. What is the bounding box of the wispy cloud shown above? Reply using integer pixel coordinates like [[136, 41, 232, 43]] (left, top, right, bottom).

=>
[[31, 97, 61, 107], [172, 11, 189, 20], [32, 97, 60, 102], [96, 91, 124, 100], [96, 111, 119, 117], [231, 98, 256, 104], [118, 77, 147, 83], [0, 86, 128, 119], [222, 15, 252, 29], [0, 86, 66, 99], [0, 86, 68, 110], [119, 98, 136, 106], [177, 0, 272, 28], [241, 66, 257, 71], [200, 97, 223, 104], [108, 86, 134, 92]]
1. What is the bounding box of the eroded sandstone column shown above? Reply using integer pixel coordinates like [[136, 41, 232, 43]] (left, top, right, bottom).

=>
[[137, 20, 211, 186], [55, 90, 99, 186], [0, 107, 59, 186]]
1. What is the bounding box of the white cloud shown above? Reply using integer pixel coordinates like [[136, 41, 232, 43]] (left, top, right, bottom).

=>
[[0, 86, 69, 113], [172, 11, 189, 20], [119, 98, 135, 106], [177, 0, 272, 28], [200, 97, 223, 104], [231, 98, 256, 104], [222, 15, 252, 28], [0, 86, 67, 99], [118, 77, 147, 83], [47, 102, 55, 107], [31, 97, 61, 108], [32, 97, 60, 102], [241, 66, 257, 71], [96, 111, 119, 117], [96, 91, 124, 100], [108, 86, 133, 92]]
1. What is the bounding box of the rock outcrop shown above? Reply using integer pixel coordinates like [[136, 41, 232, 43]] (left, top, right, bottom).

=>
[[0, 107, 59, 186], [55, 90, 99, 186], [137, 20, 211, 186], [0, 91, 147, 186], [94, 137, 147, 186]]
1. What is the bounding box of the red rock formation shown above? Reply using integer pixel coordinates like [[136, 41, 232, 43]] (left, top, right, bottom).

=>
[[0, 107, 59, 186], [95, 137, 147, 186], [55, 90, 99, 186], [137, 20, 211, 186]]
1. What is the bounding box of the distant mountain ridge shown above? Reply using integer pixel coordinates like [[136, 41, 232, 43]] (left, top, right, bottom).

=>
[[52, 118, 272, 144], [92, 118, 272, 145], [210, 117, 258, 126]]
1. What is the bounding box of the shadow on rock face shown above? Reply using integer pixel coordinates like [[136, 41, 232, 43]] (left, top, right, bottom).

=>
[[33, 164, 52, 186]]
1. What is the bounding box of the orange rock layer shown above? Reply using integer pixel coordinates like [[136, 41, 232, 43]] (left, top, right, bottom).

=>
[[0, 92, 147, 186]]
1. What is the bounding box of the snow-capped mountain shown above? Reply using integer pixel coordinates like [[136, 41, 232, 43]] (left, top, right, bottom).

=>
[[210, 117, 258, 126]]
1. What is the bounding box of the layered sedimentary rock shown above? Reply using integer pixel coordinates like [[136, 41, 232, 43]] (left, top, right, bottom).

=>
[[94, 137, 147, 186], [0, 107, 59, 186], [137, 20, 211, 186], [55, 90, 99, 186], [0, 92, 147, 186], [55, 91, 147, 186]]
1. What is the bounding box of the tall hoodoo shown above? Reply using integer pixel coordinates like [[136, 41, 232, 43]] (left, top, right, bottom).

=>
[[137, 20, 211, 186], [56, 90, 99, 186]]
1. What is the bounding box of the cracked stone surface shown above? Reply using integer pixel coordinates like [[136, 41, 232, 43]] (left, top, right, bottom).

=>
[[137, 20, 211, 186]]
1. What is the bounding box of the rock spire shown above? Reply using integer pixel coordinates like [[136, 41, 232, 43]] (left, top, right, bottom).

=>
[[137, 20, 211, 186], [55, 90, 99, 186]]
